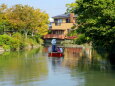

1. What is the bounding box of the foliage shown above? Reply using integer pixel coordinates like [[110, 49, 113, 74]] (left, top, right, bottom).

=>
[[75, 34, 90, 44], [0, 4, 8, 34], [66, 3, 78, 13], [33, 35, 43, 44], [2, 44, 10, 50], [0, 34, 20, 50], [12, 32, 23, 40], [6, 4, 49, 37], [66, 0, 115, 49], [0, 33, 38, 50], [24, 38, 37, 46], [67, 30, 77, 36], [0, 4, 49, 50], [0, 34, 12, 45]]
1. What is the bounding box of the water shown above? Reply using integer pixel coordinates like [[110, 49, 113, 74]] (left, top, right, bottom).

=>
[[0, 47, 115, 86]]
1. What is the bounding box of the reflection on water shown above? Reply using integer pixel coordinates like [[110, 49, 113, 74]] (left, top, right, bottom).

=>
[[0, 48, 48, 86], [0, 46, 115, 86]]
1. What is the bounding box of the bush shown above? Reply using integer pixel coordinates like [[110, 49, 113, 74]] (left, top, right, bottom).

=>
[[10, 38, 20, 50], [0, 34, 12, 45], [0, 34, 20, 50], [12, 32, 23, 40], [0, 33, 41, 51], [12, 33, 24, 49], [30, 34, 43, 44], [2, 44, 10, 50], [26, 38, 37, 45]]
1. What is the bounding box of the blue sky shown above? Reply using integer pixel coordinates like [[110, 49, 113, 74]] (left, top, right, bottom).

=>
[[0, 0, 75, 17]]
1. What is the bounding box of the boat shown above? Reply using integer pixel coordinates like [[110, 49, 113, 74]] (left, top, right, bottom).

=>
[[48, 52, 64, 57], [48, 39, 64, 57]]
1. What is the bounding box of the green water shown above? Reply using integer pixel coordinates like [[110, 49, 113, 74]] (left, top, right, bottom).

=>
[[0, 47, 115, 86]]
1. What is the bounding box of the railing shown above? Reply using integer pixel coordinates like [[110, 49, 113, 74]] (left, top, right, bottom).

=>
[[65, 36, 77, 39], [44, 34, 77, 40], [44, 34, 65, 39]]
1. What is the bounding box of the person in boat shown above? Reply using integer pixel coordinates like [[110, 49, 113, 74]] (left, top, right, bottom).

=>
[[56, 47, 61, 52], [51, 39, 57, 52], [56, 47, 63, 53], [60, 47, 63, 52]]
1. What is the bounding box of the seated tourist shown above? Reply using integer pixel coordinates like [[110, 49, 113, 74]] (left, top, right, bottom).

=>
[[56, 47, 61, 52]]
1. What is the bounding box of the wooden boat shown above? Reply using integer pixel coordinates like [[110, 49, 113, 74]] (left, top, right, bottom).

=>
[[48, 52, 64, 57]]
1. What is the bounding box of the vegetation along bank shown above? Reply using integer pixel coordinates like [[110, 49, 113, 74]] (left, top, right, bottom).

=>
[[66, 0, 115, 55], [0, 4, 49, 51]]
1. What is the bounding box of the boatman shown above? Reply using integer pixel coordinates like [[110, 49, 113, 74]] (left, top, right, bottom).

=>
[[51, 39, 56, 52]]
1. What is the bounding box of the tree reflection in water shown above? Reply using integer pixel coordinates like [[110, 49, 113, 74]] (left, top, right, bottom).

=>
[[0, 48, 48, 86]]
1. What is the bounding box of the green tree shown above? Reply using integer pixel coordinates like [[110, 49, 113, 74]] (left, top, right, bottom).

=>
[[0, 4, 49, 50], [67, 0, 115, 49], [7, 4, 49, 38], [66, 3, 78, 13], [0, 4, 8, 34]]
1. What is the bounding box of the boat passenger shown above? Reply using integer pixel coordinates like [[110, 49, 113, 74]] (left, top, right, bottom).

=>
[[56, 47, 61, 52], [51, 39, 57, 52], [60, 48, 63, 52]]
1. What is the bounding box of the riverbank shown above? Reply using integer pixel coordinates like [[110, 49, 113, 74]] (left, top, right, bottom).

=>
[[0, 44, 41, 54], [0, 33, 44, 53]]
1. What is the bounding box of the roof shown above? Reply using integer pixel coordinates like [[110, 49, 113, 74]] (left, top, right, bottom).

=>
[[52, 13, 78, 18]]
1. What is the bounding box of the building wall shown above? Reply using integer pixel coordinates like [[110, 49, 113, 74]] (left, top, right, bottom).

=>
[[51, 23, 74, 35], [62, 18, 66, 23], [44, 13, 77, 40], [52, 23, 74, 30]]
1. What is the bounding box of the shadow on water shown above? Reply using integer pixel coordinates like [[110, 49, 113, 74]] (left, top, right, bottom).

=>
[[94, 47, 115, 70], [108, 53, 115, 70]]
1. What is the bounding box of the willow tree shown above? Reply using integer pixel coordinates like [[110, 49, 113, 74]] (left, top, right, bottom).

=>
[[7, 4, 49, 38], [67, 0, 115, 50]]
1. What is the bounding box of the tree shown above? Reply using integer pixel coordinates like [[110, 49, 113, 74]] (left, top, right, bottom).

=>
[[0, 4, 8, 34], [66, 3, 78, 13], [67, 0, 115, 49], [6, 4, 49, 38]]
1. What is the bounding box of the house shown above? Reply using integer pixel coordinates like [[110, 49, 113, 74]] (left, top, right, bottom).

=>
[[44, 13, 77, 43]]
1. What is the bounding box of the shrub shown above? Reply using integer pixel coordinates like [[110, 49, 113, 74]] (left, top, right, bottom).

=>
[[0, 33, 41, 51], [0, 34, 20, 50], [12, 33, 24, 49], [10, 38, 20, 50], [12, 33, 22, 39], [2, 44, 10, 50], [0, 34, 12, 45]]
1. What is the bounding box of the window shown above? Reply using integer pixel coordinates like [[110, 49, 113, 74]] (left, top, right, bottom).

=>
[[54, 19, 62, 26], [66, 19, 70, 23], [58, 19, 62, 23]]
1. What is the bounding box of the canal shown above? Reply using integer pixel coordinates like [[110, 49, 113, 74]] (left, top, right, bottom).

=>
[[0, 46, 115, 86]]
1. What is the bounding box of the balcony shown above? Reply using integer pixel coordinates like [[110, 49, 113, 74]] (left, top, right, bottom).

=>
[[44, 34, 65, 39]]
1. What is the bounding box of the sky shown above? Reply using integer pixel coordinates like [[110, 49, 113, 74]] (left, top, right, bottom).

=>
[[0, 0, 75, 17]]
